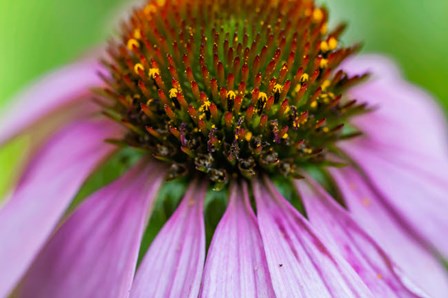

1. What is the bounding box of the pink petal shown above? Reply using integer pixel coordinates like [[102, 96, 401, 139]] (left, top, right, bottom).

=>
[[18, 161, 165, 298], [0, 120, 119, 297], [342, 54, 448, 162], [346, 145, 448, 260], [200, 182, 275, 297], [131, 180, 207, 298], [332, 167, 448, 298], [296, 178, 427, 297], [340, 54, 448, 296], [253, 177, 373, 298], [0, 58, 104, 146]]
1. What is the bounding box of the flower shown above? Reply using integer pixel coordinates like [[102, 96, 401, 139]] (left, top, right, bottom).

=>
[[1, 0, 447, 297]]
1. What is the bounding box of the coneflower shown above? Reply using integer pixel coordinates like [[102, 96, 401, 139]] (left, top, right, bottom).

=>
[[0, 0, 447, 297]]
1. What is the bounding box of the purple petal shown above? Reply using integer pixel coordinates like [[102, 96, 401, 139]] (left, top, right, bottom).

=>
[[346, 145, 448, 260], [200, 182, 275, 297], [342, 54, 448, 161], [252, 177, 373, 297], [296, 178, 427, 297], [0, 120, 119, 297], [19, 162, 165, 298], [332, 167, 448, 298], [0, 58, 104, 146], [131, 180, 207, 298]]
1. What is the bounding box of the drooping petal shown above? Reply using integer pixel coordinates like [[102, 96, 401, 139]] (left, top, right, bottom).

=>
[[340, 54, 448, 295], [296, 178, 427, 297], [0, 58, 104, 146], [253, 177, 373, 298], [332, 167, 448, 298], [200, 182, 275, 297], [131, 180, 207, 298], [342, 55, 448, 161], [346, 145, 448, 260], [0, 120, 119, 297], [19, 161, 166, 298]]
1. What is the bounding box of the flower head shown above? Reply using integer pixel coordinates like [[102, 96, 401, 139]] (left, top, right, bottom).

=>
[[102, 0, 366, 189], [0, 0, 447, 297]]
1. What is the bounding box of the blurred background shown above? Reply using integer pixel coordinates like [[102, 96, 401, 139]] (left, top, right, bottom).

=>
[[1, 0, 447, 196]]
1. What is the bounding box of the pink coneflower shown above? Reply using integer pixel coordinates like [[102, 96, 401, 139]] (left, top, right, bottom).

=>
[[0, 0, 447, 297]]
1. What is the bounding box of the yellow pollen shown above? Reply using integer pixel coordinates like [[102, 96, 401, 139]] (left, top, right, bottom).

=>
[[312, 8, 324, 22], [133, 29, 142, 40], [321, 94, 331, 104], [320, 58, 328, 68], [320, 41, 329, 52], [282, 133, 289, 139], [293, 117, 300, 128], [245, 131, 253, 142], [321, 80, 331, 91], [300, 73, 309, 83], [144, 4, 157, 15], [199, 100, 211, 112], [273, 84, 284, 93], [127, 39, 140, 50], [323, 127, 330, 133], [310, 101, 318, 109], [227, 90, 237, 100], [169, 88, 178, 98], [148, 68, 160, 79], [328, 37, 338, 50], [258, 92, 268, 102], [134, 63, 144, 74]]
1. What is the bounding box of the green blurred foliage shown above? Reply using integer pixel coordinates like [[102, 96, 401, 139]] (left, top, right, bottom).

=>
[[325, 0, 448, 112], [0, 138, 29, 198], [0, 0, 124, 197], [0, 0, 124, 106], [0, 0, 447, 196]]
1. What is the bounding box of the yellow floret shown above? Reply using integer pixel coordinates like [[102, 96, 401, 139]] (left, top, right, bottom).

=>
[[134, 63, 144, 74]]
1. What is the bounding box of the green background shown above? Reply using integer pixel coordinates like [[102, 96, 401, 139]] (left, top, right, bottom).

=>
[[1, 0, 447, 196]]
